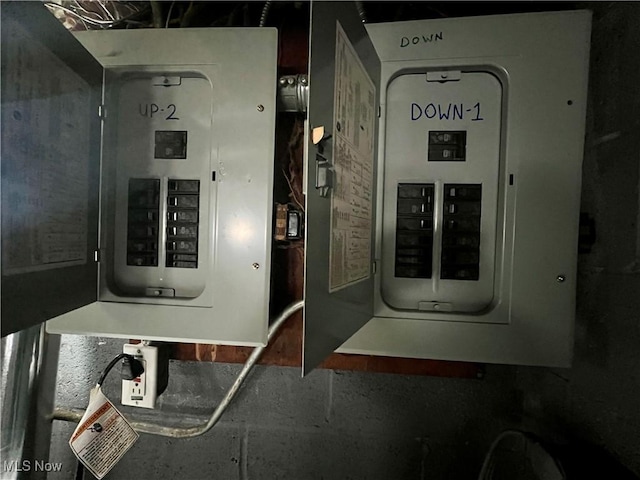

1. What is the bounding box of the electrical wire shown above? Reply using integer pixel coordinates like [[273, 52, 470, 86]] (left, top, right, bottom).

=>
[[45, 3, 115, 26], [96, 353, 137, 386], [96, 1, 115, 21], [477, 430, 567, 480], [45, 2, 151, 29], [53, 300, 305, 438], [165, 0, 176, 28], [282, 167, 305, 212], [281, 119, 306, 212]]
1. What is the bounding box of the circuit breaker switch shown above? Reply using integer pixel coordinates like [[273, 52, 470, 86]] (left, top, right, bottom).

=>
[[395, 183, 435, 278], [441, 184, 482, 281], [166, 179, 200, 269], [126, 178, 160, 267]]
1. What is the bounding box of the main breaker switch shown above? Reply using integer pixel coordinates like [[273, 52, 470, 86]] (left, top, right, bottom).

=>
[[154, 131, 187, 159], [428, 131, 466, 162]]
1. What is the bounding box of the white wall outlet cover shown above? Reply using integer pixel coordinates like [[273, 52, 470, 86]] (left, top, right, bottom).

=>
[[121, 343, 158, 409]]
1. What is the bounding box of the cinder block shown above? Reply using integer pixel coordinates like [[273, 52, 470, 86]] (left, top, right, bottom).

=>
[[246, 426, 423, 480], [219, 364, 331, 428], [48, 418, 243, 480], [56, 335, 125, 406], [329, 370, 519, 439]]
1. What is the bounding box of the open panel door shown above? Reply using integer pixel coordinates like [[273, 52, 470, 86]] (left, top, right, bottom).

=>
[[1, 2, 101, 336], [303, 2, 380, 374]]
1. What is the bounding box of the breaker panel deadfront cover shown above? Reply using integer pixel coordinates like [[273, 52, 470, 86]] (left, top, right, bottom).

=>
[[1, 2, 278, 344], [382, 71, 502, 314], [46, 27, 278, 345], [303, 3, 591, 372]]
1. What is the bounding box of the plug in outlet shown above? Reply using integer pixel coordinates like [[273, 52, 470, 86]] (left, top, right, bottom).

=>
[[121, 343, 158, 409]]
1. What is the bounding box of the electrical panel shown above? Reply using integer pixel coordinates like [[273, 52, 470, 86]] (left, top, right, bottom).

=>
[[0, 2, 278, 344], [45, 28, 278, 345], [303, 4, 591, 372]]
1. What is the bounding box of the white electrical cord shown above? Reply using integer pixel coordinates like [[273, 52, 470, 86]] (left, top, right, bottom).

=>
[[53, 300, 304, 438], [477, 430, 566, 480]]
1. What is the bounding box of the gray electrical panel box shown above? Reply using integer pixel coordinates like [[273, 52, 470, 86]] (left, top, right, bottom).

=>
[[303, 3, 591, 372], [1, 2, 278, 345], [2, 1, 592, 371]]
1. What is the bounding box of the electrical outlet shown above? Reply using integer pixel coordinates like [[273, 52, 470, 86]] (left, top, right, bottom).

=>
[[121, 343, 158, 409]]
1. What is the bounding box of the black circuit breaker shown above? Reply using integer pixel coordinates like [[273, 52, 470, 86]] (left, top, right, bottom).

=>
[[127, 178, 160, 267], [166, 179, 200, 268], [394, 183, 435, 278], [428, 131, 467, 162], [441, 184, 482, 280], [394, 183, 482, 281]]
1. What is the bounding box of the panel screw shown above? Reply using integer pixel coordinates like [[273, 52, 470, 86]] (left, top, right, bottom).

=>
[[252, 263, 260, 270], [556, 275, 566, 283], [257, 104, 264, 112]]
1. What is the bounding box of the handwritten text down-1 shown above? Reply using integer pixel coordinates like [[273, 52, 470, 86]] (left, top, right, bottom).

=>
[[411, 102, 484, 122]]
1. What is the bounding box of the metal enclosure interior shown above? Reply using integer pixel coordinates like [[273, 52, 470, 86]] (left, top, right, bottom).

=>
[[305, 7, 591, 370], [45, 27, 278, 345]]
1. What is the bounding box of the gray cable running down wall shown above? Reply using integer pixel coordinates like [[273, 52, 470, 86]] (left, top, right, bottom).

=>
[[53, 300, 305, 439]]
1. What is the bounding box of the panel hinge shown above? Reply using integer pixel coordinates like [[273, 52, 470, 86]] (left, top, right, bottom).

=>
[[94, 249, 101, 263], [98, 104, 107, 119], [378, 105, 381, 118], [372, 261, 377, 274]]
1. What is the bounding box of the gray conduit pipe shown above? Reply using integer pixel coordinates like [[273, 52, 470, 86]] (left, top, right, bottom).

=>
[[53, 300, 304, 438], [259, 0, 272, 27], [355, 1, 367, 23]]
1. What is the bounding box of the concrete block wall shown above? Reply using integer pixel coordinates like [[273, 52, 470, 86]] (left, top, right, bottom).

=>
[[513, 2, 640, 475], [49, 337, 521, 480]]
